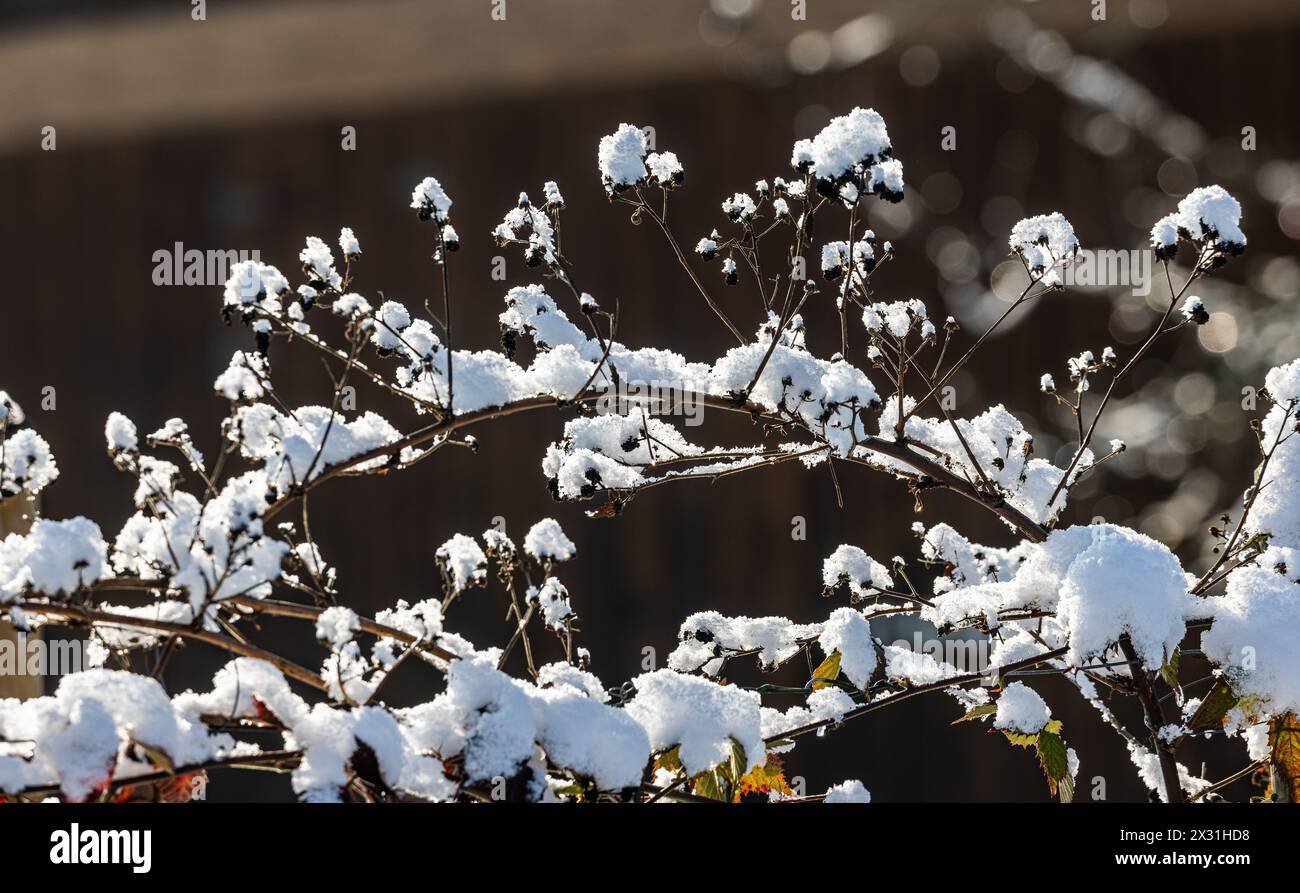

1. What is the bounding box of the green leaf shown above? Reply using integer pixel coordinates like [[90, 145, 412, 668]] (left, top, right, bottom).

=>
[[1186, 679, 1239, 731], [726, 740, 747, 785], [996, 714, 1074, 803], [692, 769, 727, 802], [952, 703, 998, 725], [810, 651, 842, 691], [654, 745, 682, 775], [686, 739, 751, 803], [1159, 647, 1182, 703], [1036, 729, 1071, 801]]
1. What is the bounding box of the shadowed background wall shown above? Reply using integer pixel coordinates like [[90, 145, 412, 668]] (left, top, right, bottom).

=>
[[2, 0, 1299, 801]]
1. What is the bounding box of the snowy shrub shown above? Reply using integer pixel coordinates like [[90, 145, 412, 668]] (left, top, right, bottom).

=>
[[0, 106, 1296, 804]]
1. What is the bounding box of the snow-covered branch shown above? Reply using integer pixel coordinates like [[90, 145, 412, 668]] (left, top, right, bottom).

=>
[[2, 105, 1296, 805]]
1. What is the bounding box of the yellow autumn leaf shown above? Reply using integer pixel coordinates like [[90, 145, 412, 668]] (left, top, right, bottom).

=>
[[1268, 712, 1300, 803], [811, 651, 842, 691], [734, 754, 795, 801]]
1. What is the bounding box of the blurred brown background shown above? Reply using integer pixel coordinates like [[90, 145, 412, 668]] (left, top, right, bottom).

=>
[[3, 0, 1299, 801]]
